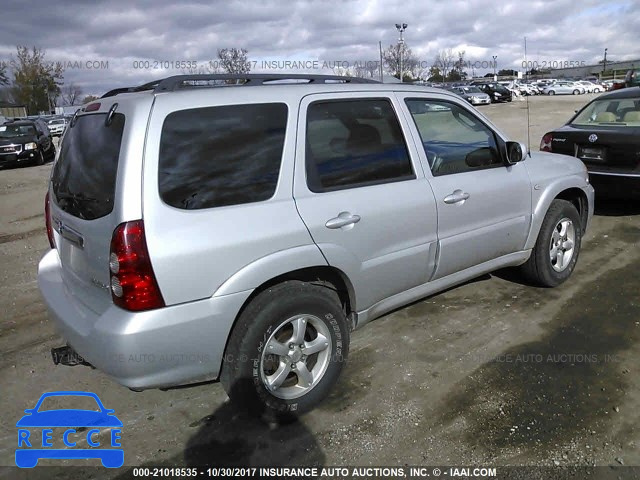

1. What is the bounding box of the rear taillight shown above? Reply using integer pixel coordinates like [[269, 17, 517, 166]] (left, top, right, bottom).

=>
[[540, 133, 553, 152], [109, 220, 165, 312], [45, 191, 55, 249]]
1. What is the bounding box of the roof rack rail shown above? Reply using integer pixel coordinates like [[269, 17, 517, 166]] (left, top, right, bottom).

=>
[[101, 80, 161, 98], [153, 74, 379, 93], [100, 74, 379, 98]]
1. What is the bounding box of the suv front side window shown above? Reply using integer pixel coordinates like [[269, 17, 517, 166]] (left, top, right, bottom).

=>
[[405, 99, 502, 176], [305, 99, 414, 192]]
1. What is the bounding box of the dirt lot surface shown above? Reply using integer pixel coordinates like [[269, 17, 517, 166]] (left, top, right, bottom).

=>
[[1, 94, 638, 478]]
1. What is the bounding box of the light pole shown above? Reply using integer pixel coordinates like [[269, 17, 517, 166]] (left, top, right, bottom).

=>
[[603, 48, 608, 78], [395, 23, 407, 82], [493, 55, 498, 80]]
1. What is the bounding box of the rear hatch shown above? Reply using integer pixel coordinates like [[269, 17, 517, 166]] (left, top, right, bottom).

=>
[[49, 106, 129, 314], [550, 125, 640, 174]]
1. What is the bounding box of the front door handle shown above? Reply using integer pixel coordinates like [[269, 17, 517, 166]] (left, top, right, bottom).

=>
[[444, 189, 470, 204], [325, 212, 361, 229]]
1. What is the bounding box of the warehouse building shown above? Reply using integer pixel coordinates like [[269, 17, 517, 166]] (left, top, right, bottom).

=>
[[550, 59, 638, 80]]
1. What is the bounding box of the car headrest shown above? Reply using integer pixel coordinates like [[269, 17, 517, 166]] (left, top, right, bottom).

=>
[[623, 111, 640, 122], [594, 112, 617, 122]]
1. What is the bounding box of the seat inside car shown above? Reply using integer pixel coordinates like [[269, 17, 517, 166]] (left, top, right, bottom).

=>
[[594, 112, 617, 122], [622, 111, 640, 122]]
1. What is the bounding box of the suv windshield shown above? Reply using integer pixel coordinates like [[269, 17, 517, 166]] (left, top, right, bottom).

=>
[[0, 124, 36, 137], [51, 112, 125, 220]]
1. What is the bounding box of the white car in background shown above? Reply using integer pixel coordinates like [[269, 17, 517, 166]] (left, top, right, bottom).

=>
[[47, 118, 67, 137], [576, 81, 604, 93], [567, 82, 586, 94]]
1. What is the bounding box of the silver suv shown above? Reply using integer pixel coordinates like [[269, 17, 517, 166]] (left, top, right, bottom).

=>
[[38, 74, 594, 419]]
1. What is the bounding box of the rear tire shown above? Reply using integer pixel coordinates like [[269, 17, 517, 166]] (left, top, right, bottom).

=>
[[520, 199, 582, 287], [220, 280, 350, 421]]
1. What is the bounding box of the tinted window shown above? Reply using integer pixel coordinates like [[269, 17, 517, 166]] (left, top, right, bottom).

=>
[[159, 103, 287, 209], [51, 113, 125, 220], [406, 99, 502, 176], [305, 99, 414, 192]]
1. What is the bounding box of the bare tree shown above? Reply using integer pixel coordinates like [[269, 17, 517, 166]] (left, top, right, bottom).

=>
[[453, 50, 467, 79], [332, 65, 355, 77], [0, 62, 8, 86], [354, 61, 380, 79], [62, 83, 83, 106], [382, 43, 418, 81], [216, 48, 250, 74], [433, 48, 455, 81]]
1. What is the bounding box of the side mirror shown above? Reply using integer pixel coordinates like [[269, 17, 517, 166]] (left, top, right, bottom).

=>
[[506, 141, 527, 164]]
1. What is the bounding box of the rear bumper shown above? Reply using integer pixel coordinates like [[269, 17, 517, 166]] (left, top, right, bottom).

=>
[[589, 171, 640, 198], [37, 249, 252, 389]]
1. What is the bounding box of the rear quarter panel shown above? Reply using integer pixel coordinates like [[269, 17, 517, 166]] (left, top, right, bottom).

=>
[[143, 89, 318, 305]]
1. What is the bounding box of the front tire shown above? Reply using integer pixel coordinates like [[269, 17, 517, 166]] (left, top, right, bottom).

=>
[[220, 280, 350, 420], [573, 89, 580, 95], [548, 90, 555, 95], [520, 199, 582, 287], [35, 150, 45, 166]]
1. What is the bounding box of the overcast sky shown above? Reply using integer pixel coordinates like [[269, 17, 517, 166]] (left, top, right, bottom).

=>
[[1, 0, 638, 98]]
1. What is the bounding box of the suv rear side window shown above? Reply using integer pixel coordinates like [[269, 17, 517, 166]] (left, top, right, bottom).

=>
[[305, 99, 414, 192], [159, 103, 287, 210], [52, 113, 125, 220]]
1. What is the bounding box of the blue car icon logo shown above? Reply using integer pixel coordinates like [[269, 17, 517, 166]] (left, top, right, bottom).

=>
[[16, 391, 123, 468]]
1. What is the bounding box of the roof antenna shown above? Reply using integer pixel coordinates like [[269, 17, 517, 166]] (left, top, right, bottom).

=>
[[524, 36, 532, 157]]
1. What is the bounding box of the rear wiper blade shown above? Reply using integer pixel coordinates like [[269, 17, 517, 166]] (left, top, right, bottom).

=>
[[56, 191, 100, 203]]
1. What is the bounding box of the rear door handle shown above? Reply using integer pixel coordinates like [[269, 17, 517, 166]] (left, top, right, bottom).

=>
[[444, 190, 470, 204], [325, 212, 361, 229]]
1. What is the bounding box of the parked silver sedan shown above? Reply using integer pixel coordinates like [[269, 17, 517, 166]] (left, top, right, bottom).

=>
[[543, 82, 583, 95], [452, 86, 492, 105]]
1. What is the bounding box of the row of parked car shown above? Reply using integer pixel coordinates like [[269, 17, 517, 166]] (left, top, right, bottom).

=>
[[420, 76, 631, 107]]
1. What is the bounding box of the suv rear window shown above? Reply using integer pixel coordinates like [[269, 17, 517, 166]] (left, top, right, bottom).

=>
[[51, 113, 125, 220], [158, 103, 288, 210]]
